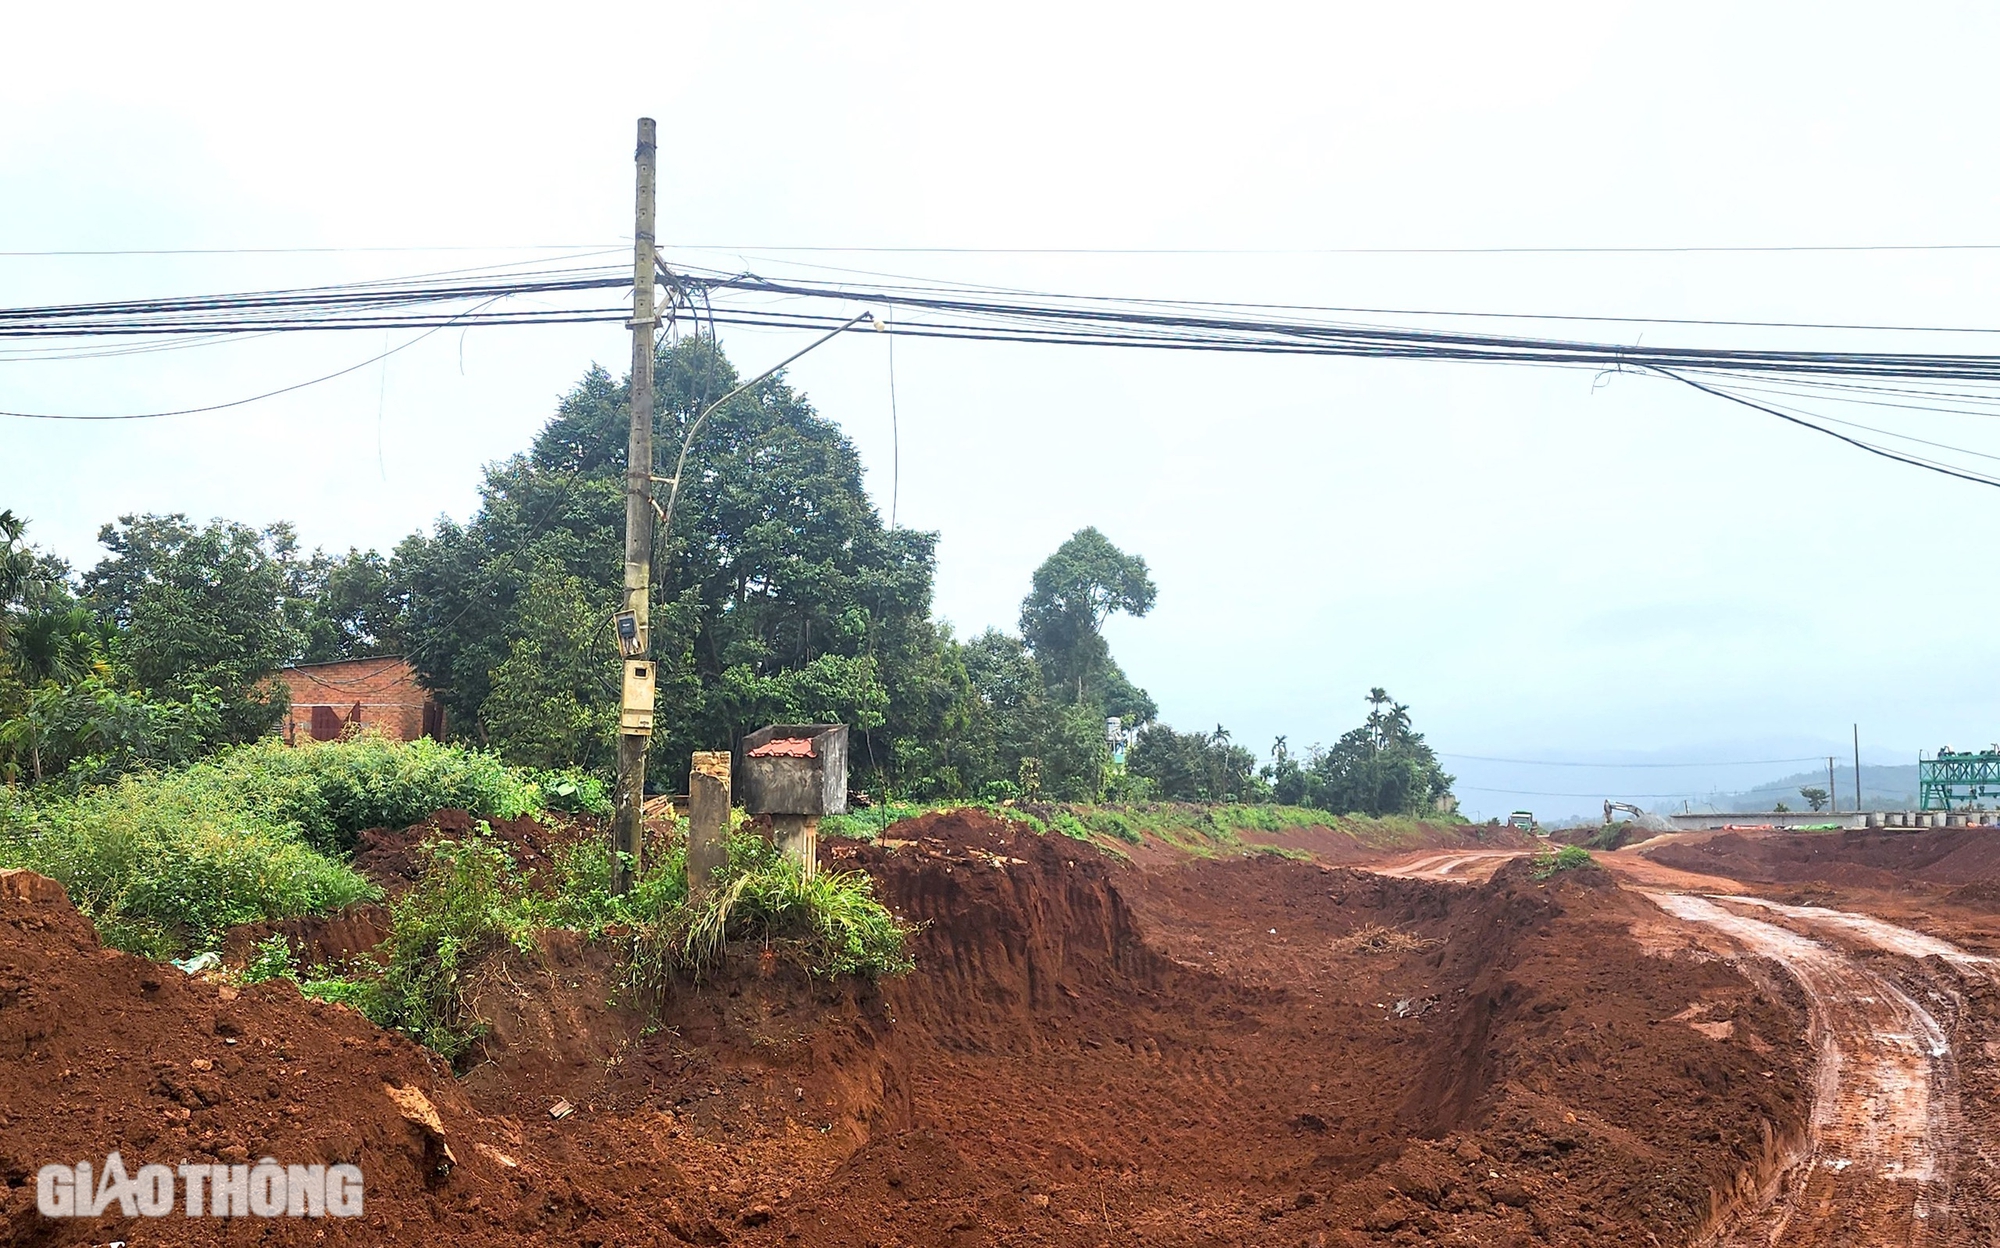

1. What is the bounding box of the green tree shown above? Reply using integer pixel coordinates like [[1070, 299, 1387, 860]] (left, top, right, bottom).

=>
[[0, 512, 225, 784], [1129, 722, 1262, 802], [926, 629, 1110, 801], [0, 510, 33, 614], [398, 338, 941, 788], [480, 561, 619, 770], [1304, 688, 1455, 817], [82, 514, 301, 744], [1019, 528, 1157, 718], [1264, 735, 1308, 805], [870, 621, 977, 801], [293, 548, 405, 663], [1799, 786, 1829, 812], [0, 673, 220, 785]]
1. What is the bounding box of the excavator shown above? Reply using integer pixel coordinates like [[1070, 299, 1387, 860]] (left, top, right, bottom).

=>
[[1603, 800, 1645, 825]]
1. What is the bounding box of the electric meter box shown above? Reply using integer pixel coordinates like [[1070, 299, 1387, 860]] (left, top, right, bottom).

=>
[[614, 610, 646, 658], [620, 660, 656, 733]]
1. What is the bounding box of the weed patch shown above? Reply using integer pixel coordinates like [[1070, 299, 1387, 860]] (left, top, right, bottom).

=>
[[0, 775, 376, 959], [1531, 844, 1597, 880], [368, 832, 542, 1060], [628, 833, 913, 995], [188, 734, 544, 854]]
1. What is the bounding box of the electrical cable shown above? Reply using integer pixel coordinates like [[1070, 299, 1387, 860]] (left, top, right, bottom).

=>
[[1441, 753, 1825, 768], [0, 243, 618, 257], [668, 242, 2000, 256], [683, 250, 2000, 336], [0, 297, 503, 420], [17, 258, 2000, 495], [1650, 368, 2000, 490], [1456, 785, 1724, 799], [1695, 383, 2000, 466]]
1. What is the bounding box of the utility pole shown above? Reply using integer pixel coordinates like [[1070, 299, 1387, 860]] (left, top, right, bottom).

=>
[[1853, 723, 1862, 815], [611, 117, 658, 895], [1827, 756, 1837, 816]]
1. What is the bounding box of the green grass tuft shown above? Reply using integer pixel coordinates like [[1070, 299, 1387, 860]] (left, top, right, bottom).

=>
[[1530, 844, 1596, 880], [627, 832, 913, 990]]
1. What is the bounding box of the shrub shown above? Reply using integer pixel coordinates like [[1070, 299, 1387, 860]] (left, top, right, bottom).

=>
[[625, 833, 913, 991], [0, 775, 376, 959], [369, 832, 538, 1060], [190, 734, 542, 854], [1530, 844, 1596, 880], [530, 767, 613, 817], [242, 934, 297, 984], [284, 823, 910, 1058]]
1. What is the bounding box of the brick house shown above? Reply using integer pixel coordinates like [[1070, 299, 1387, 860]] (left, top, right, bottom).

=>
[[276, 656, 446, 745]]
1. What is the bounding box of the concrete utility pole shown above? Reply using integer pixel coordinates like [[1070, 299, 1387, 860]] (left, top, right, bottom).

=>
[[1853, 724, 1863, 814], [611, 117, 659, 895], [1827, 757, 1837, 815]]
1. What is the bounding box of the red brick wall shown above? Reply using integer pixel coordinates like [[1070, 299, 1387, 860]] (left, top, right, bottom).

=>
[[276, 657, 442, 745]]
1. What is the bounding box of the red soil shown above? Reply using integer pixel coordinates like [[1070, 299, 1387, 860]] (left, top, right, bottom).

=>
[[0, 871, 537, 1247], [221, 902, 393, 969], [1, 813, 1816, 1246], [1641, 826, 2000, 954], [1644, 826, 2000, 892], [351, 807, 564, 895]]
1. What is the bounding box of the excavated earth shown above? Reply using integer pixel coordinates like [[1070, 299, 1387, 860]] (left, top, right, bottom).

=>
[[20, 811, 1997, 1246]]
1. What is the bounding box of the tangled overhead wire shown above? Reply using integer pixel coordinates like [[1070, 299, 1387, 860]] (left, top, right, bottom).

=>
[[11, 256, 2000, 486]]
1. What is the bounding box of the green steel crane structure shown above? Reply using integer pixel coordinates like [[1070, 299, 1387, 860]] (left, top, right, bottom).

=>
[[1919, 749, 2000, 811]]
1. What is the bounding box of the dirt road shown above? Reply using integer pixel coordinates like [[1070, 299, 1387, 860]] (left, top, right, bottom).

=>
[[1373, 848, 1525, 882], [1370, 842, 1988, 1244], [1646, 892, 1959, 1246]]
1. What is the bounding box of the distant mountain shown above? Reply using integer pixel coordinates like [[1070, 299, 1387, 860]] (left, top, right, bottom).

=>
[[1699, 763, 1918, 814]]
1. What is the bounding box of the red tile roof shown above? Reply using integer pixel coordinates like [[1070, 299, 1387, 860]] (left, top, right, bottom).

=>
[[746, 738, 817, 759]]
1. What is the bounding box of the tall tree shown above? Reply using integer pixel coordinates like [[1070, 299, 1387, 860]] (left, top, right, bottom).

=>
[[293, 548, 405, 663], [480, 559, 619, 770], [1, 511, 223, 784], [1018, 527, 1157, 719], [82, 514, 301, 744], [1263, 735, 1308, 805], [1304, 688, 1455, 817], [398, 337, 942, 786], [1129, 721, 1262, 802]]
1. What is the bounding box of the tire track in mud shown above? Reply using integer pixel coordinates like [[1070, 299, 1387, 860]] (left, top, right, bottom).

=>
[[1713, 895, 1996, 975], [1374, 850, 1522, 882], [1646, 892, 1960, 1246]]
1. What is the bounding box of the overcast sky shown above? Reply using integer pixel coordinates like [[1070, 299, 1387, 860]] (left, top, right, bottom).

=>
[[6, 2, 1999, 818]]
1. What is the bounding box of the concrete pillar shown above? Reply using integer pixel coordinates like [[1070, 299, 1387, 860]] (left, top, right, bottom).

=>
[[687, 751, 732, 896], [772, 814, 820, 879]]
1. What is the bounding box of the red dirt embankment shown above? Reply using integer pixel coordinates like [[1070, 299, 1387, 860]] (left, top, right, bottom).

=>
[[1645, 826, 2000, 893], [1641, 826, 2000, 954], [0, 812, 1814, 1246], [0, 870, 564, 1247], [773, 817, 1811, 1247]]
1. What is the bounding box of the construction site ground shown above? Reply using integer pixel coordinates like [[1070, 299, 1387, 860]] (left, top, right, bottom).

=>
[[7, 811, 2000, 1245]]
